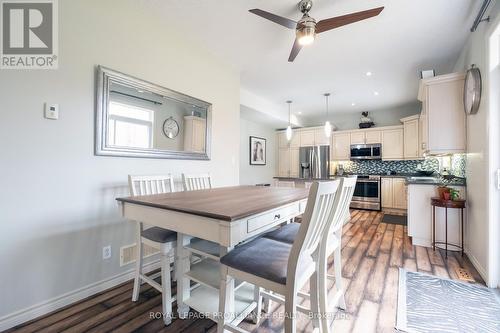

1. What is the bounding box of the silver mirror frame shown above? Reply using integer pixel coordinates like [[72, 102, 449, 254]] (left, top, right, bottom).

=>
[[95, 65, 212, 160]]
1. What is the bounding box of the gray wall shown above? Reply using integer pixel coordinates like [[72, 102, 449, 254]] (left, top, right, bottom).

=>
[[0, 0, 240, 321], [302, 102, 421, 130], [239, 118, 276, 185]]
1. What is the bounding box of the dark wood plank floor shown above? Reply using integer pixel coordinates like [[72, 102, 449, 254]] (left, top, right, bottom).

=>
[[5, 210, 483, 333]]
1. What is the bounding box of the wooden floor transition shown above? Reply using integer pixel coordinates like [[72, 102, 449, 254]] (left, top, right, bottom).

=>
[[5, 210, 484, 333]]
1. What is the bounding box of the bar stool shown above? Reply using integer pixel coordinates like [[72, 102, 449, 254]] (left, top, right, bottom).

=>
[[431, 197, 466, 257]]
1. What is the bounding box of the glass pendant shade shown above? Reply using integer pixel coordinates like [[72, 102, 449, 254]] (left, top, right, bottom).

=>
[[324, 121, 332, 138], [286, 125, 292, 140], [286, 100, 293, 141]]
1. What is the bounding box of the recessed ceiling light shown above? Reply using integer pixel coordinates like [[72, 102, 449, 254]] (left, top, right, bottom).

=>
[[298, 111, 302, 115], [351, 102, 356, 106], [374, 91, 379, 96], [366, 71, 372, 76]]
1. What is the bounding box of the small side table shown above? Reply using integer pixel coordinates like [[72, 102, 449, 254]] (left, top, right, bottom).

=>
[[431, 197, 466, 257]]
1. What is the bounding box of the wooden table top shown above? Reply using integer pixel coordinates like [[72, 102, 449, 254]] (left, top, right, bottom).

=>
[[116, 185, 310, 221]]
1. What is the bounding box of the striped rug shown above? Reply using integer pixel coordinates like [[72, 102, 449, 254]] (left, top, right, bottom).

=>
[[396, 268, 500, 333]]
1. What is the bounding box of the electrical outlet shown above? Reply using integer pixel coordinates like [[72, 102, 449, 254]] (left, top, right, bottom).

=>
[[102, 245, 111, 260]]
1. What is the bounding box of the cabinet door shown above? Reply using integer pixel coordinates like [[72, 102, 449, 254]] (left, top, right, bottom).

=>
[[314, 128, 330, 146], [278, 148, 290, 177], [278, 132, 289, 148], [403, 119, 419, 159], [365, 130, 382, 144], [392, 178, 408, 209], [289, 148, 300, 177], [382, 129, 404, 160], [350, 132, 366, 145], [290, 131, 300, 148], [300, 130, 315, 146], [419, 113, 428, 156], [381, 178, 393, 208], [332, 133, 351, 160]]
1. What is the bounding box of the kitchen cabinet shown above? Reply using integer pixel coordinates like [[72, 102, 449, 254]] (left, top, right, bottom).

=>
[[381, 128, 404, 160], [314, 128, 330, 146], [278, 131, 300, 148], [278, 147, 299, 177], [418, 72, 466, 154], [350, 132, 365, 145], [381, 177, 407, 210], [300, 130, 315, 146], [289, 148, 300, 177], [331, 132, 351, 160], [401, 115, 420, 159], [184, 116, 206, 152], [365, 130, 382, 144], [278, 132, 289, 148]]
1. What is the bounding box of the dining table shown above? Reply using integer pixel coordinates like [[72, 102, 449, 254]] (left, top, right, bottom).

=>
[[116, 185, 309, 325]]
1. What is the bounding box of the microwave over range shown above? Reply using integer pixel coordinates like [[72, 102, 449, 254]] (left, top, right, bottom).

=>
[[350, 143, 381, 160]]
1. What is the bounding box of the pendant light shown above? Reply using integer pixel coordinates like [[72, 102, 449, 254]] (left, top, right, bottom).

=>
[[286, 100, 293, 141], [324, 93, 332, 138]]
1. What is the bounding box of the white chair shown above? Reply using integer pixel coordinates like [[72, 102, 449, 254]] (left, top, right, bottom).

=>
[[304, 181, 313, 189], [128, 174, 177, 325], [182, 173, 212, 191], [275, 180, 296, 188], [261, 177, 357, 332], [218, 180, 341, 333]]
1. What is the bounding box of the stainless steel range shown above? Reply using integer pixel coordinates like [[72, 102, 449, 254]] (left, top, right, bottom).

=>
[[350, 175, 381, 210]]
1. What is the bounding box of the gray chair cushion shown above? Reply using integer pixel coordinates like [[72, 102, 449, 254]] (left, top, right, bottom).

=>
[[141, 227, 177, 243], [220, 237, 312, 285], [262, 222, 300, 244]]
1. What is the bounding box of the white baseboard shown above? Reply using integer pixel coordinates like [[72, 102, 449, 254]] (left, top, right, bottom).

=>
[[0, 260, 161, 332], [464, 248, 489, 285]]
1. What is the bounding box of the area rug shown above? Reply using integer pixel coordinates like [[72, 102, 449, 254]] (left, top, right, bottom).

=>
[[396, 268, 500, 332], [382, 214, 407, 225]]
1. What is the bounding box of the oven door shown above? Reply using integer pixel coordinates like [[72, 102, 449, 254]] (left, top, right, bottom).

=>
[[352, 180, 380, 203]]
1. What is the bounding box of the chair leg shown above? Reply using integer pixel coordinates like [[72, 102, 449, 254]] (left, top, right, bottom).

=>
[[318, 250, 330, 333], [172, 247, 177, 282], [252, 286, 262, 324], [132, 223, 143, 302], [161, 247, 173, 326], [263, 290, 272, 313], [284, 288, 297, 333], [309, 272, 321, 331], [218, 266, 233, 333], [334, 246, 346, 310]]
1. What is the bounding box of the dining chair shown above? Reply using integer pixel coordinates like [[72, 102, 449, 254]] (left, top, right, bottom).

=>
[[182, 173, 212, 191], [260, 176, 357, 332], [275, 180, 296, 188], [304, 181, 313, 189], [218, 180, 341, 333], [128, 174, 177, 325]]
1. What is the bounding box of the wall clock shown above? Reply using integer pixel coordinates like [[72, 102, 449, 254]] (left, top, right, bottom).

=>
[[464, 66, 482, 115], [162, 117, 179, 139]]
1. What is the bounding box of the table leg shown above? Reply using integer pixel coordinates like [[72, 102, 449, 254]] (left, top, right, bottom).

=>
[[432, 205, 436, 251], [461, 208, 464, 257], [176, 233, 191, 319], [445, 207, 448, 258], [219, 246, 234, 333]]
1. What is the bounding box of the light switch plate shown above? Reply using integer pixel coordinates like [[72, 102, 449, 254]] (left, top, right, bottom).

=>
[[44, 103, 59, 120]]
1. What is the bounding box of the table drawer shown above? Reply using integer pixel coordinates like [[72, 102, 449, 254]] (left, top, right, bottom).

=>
[[247, 203, 300, 233]]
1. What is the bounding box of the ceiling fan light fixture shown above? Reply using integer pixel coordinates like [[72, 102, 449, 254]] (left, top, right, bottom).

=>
[[296, 24, 316, 46]]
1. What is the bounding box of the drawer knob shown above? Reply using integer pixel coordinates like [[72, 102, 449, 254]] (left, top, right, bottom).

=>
[[274, 214, 281, 219]]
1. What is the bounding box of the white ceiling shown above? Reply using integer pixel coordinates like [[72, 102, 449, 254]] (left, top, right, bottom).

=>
[[151, 0, 479, 117]]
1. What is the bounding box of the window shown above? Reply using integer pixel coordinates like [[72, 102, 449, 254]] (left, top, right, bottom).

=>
[[107, 102, 154, 149]]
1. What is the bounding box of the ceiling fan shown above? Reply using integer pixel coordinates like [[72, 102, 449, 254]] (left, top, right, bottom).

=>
[[249, 0, 384, 62]]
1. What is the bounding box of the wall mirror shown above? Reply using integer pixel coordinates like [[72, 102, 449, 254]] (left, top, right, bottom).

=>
[[95, 66, 211, 159]]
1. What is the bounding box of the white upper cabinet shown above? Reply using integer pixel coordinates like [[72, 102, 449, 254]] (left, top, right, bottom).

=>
[[300, 130, 315, 147], [418, 72, 466, 154], [314, 128, 330, 146], [290, 131, 301, 148], [401, 115, 420, 159], [365, 130, 382, 144], [289, 148, 300, 177], [381, 128, 404, 160], [278, 131, 289, 148], [350, 132, 365, 145], [331, 132, 351, 160]]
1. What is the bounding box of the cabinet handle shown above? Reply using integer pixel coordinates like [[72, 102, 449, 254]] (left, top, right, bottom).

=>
[[274, 214, 281, 219]]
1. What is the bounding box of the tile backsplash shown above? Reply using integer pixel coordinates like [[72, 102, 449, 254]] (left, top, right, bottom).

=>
[[336, 154, 466, 178]]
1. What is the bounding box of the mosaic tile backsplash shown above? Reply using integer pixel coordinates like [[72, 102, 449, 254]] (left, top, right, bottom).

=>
[[338, 154, 466, 178]]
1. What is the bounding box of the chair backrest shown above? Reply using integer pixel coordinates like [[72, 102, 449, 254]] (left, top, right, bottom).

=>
[[182, 173, 212, 191], [128, 174, 175, 196], [275, 180, 296, 188], [286, 180, 340, 283], [326, 176, 357, 235]]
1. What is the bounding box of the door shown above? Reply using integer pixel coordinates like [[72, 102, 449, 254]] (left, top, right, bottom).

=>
[[393, 178, 407, 209], [300, 130, 315, 146], [278, 148, 290, 177], [381, 177, 393, 208], [289, 148, 300, 177], [365, 130, 382, 144], [350, 132, 366, 145], [332, 132, 350, 160], [382, 128, 404, 160], [403, 119, 419, 159]]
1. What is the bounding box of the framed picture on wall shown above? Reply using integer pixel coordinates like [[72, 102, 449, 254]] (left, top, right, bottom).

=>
[[249, 136, 266, 165]]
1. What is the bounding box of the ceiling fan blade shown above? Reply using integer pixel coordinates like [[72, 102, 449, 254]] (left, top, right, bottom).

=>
[[316, 7, 384, 33], [288, 39, 303, 62], [249, 9, 297, 29]]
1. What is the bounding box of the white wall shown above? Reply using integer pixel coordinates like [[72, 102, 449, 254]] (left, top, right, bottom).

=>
[[0, 0, 240, 326], [239, 118, 276, 185], [301, 102, 421, 130], [453, 1, 500, 287]]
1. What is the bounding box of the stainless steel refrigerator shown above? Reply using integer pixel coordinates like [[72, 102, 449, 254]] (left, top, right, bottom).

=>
[[299, 146, 330, 179]]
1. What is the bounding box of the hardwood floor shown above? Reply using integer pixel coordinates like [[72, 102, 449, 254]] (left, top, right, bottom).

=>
[[5, 210, 483, 333]]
